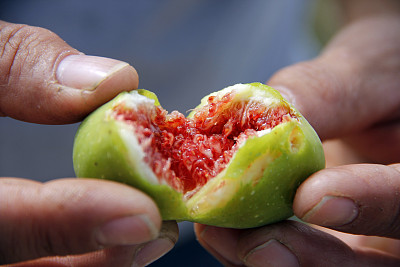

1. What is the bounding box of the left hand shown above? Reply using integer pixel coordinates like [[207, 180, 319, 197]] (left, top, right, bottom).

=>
[[0, 20, 178, 266]]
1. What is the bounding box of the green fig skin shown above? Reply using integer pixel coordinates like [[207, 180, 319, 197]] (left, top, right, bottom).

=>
[[73, 83, 325, 228]]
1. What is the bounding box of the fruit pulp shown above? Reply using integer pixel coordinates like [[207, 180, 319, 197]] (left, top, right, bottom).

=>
[[112, 90, 297, 197]]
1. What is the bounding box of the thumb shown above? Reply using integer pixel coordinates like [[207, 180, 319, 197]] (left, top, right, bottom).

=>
[[0, 21, 139, 124], [268, 17, 400, 140]]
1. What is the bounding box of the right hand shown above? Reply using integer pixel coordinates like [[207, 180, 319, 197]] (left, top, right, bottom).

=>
[[194, 2, 400, 265]]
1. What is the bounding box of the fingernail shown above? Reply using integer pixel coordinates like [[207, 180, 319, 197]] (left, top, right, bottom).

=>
[[132, 238, 174, 267], [244, 239, 300, 267], [302, 196, 358, 227], [56, 55, 130, 90], [96, 214, 159, 246]]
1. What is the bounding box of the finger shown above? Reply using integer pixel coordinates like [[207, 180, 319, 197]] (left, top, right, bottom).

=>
[[13, 221, 178, 267], [322, 139, 369, 167], [131, 221, 178, 267], [267, 16, 400, 140], [196, 221, 400, 267], [194, 224, 243, 267], [13, 246, 142, 267], [0, 21, 139, 124], [317, 226, 400, 258], [343, 120, 400, 164], [0, 178, 162, 264], [294, 164, 400, 239]]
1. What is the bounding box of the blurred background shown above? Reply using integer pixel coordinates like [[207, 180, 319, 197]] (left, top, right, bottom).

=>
[[0, 0, 337, 265]]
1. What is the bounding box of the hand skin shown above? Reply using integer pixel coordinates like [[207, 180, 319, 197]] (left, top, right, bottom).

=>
[[0, 21, 178, 266], [195, 0, 400, 266]]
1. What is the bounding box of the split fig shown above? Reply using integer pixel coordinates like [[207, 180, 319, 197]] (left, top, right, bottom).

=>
[[73, 83, 325, 228]]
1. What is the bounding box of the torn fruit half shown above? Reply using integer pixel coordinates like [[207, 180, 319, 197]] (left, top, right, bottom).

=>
[[73, 83, 325, 228]]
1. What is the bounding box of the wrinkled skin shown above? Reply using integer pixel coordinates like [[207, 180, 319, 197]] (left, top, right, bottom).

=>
[[0, 20, 178, 266], [2, 0, 400, 266], [194, 1, 400, 266]]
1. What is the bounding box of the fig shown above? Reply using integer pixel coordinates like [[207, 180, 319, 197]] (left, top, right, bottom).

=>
[[73, 83, 324, 228]]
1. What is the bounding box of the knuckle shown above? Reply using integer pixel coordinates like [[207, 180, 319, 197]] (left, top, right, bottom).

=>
[[0, 23, 58, 85], [34, 182, 101, 255], [295, 60, 347, 104], [1, 24, 34, 84], [270, 59, 348, 105], [0, 22, 70, 120], [30, 213, 89, 257], [33, 221, 80, 258], [35, 222, 64, 256]]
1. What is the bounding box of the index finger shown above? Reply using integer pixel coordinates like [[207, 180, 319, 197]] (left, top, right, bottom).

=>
[[0, 177, 161, 264]]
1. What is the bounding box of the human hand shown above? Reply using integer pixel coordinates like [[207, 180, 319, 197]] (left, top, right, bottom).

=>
[[195, 2, 400, 266], [0, 20, 177, 266]]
